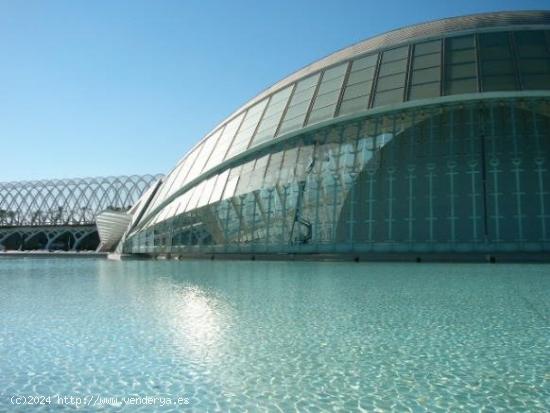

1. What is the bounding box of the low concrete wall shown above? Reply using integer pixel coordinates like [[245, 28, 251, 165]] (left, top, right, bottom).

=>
[[121, 251, 550, 263]]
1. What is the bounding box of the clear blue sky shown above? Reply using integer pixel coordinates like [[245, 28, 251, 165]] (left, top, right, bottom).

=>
[[0, 0, 547, 181]]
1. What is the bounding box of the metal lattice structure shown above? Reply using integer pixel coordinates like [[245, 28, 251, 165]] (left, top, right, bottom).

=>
[[0, 175, 162, 251], [0, 175, 161, 227]]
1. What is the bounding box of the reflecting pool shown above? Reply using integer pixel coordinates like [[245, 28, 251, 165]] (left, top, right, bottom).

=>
[[0, 258, 548, 411]]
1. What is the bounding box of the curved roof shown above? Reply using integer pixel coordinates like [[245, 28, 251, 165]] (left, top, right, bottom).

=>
[[187, 10, 550, 154], [135, 10, 550, 231], [228, 10, 550, 119]]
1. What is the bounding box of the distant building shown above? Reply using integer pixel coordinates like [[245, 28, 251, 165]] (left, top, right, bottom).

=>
[[0, 175, 161, 251], [121, 11, 550, 260]]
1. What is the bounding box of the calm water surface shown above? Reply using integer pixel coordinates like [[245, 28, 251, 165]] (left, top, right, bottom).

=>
[[0, 258, 548, 412]]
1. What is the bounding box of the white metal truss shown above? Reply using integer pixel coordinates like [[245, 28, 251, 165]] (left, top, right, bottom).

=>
[[0, 175, 162, 227], [0, 175, 162, 251]]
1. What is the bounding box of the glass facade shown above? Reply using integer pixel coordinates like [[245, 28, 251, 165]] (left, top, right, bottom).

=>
[[122, 17, 550, 257], [125, 98, 550, 255]]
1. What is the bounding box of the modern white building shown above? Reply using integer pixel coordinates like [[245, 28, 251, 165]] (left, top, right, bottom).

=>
[[120, 11, 550, 260]]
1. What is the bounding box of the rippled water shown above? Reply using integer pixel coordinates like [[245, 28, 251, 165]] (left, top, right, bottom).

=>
[[0, 258, 548, 412]]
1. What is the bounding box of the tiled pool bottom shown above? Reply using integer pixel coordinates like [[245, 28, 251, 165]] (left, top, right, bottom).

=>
[[0, 259, 548, 412]]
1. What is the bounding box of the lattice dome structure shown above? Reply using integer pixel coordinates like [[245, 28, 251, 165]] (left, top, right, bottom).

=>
[[0, 175, 161, 251], [0, 175, 161, 227]]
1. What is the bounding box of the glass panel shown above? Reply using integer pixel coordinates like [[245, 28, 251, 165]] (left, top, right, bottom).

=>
[[308, 105, 336, 125], [322, 63, 347, 80], [172, 191, 193, 218], [235, 160, 257, 196], [448, 35, 475, 50], [295, 143, 314, 180], [515, 31, 550, 58], [515, 30, 550, 91], [447, 49, 476, 64], [187, 181, 206, 212], [446, 78, 477, 94], [225, 98, 269, 159], [376, 72, 406, 91], [411, 66, 441, 84], [278, 74, 320, 135], [204, 112, 245, 170], [479, 32, 512, 58], [148, 146, 200, 213], [479, 32, 518, 92], [264, 151, 283, 186], [409, 82, 440, 99], [197, 128, 223, 173], [373, 88, 404, 106], [447, 63, 476, 79], [297, 74, 319, 89], [307, 63, 347, 125], [225, 166, 242, 202], [165, 148, 201, 202], [291, 89, 316, 105], [379, 59, 407, 77], [262, 97, 287, 114], [412, 53, 441, 70], [408, 39, 441, 101], [209, 170, 230, 204], [339, 53, 378, 116], [342, 81, 373, 100], [346, 66, 376, 85], [197, 176, 217, 208], [152, 168, 187, 215], [252, 114, 279, 137], [351, 54, 378, 70], [523, 74, 550, 89], [339, 96, 368, 114], [311, 90, 341, 109], [277, 115, 304, 133], [181, 142, 208, 184], [482, 60, 515, 75], [247, 154, 269, 190], [221, 171, 240, 201], [279, 147, 299, 184], [166, 200, 181, 221], [445, 35, 477, 95], [146, 161, 183, 214], [150, 209, 166, 226], [250, 85, 293, 146], [518, 59, 550, 74], [382, 46, 409, 62], [316, 77, 345, 94], [283, 100, 311, 120], [482, 76, 517, 91], [414, 39, 441, 55], [177, 189, 196, 217], [373, 46, 408, 107]]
